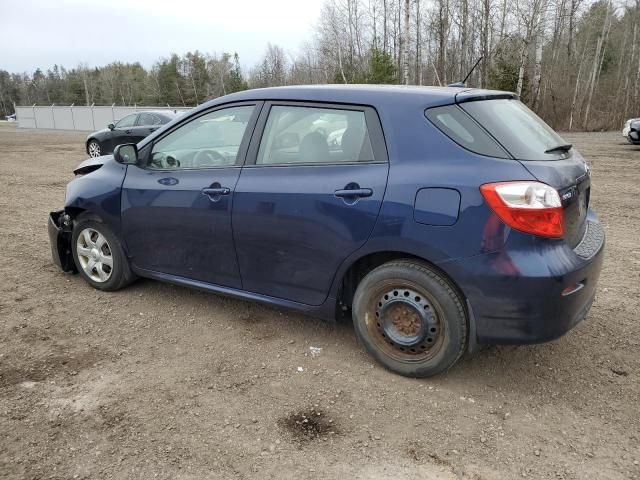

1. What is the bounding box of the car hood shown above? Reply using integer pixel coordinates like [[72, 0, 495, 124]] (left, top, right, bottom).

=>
[[73, 154, 114, 175]]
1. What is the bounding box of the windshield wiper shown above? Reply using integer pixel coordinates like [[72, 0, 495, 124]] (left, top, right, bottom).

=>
[[545, 143, 572, 154]]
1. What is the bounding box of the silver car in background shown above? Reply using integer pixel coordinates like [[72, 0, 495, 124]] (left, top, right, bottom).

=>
[[623, 118, 640, 144]]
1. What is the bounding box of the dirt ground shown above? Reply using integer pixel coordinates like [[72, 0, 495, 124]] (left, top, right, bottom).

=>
[[0, 122, 638, 480]]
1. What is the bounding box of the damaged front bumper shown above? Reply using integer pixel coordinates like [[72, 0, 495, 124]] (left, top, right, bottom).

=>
[[48, 210, 76, 272]]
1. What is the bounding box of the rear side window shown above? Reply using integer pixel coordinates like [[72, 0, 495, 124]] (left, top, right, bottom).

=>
[[461, 99, 569, 160], [425, 105, 509, 158], [138, 113, 162, 126], [257, 105, 375, 165]]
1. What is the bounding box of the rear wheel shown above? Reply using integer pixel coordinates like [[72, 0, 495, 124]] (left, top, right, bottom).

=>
[[72, 219, 134, 291], [352, 260, 467, 377], [88, 140, 101, 158]]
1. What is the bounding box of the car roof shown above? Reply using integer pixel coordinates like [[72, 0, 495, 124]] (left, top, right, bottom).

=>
[[115, 111, 176, 122], [139, 110, 177, 117], [202, 85, 516, 111]]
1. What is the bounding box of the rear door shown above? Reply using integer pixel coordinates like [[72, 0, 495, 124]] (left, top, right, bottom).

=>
[[134, 112, 163, 143], [232, 102, 389, 305]]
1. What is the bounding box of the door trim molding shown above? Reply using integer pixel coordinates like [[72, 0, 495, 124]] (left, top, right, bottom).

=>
[[131, 265, 336, 320]]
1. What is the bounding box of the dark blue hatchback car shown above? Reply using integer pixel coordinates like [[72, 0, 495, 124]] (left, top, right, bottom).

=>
[[48, 85, 604, 377]]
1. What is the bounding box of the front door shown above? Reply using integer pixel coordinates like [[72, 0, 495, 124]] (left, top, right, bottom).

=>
[[232, 102, 389, 305], [121, 103, 260, 288]]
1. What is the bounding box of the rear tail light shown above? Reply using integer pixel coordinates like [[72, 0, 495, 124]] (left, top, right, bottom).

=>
[[480, 181, 563, 238]]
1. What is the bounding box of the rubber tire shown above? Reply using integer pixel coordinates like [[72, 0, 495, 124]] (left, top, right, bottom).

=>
[[71, 219, 135, 291], [352, 260, 467, 377], [87, 140, 101, 157]]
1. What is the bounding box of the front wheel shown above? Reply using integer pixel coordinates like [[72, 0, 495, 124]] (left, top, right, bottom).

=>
[[352, 260, 467, 377], [87, 140, 101, 158], [72, 220, 135, 291]]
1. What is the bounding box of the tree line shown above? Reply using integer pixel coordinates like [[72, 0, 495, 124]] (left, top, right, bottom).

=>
[[1, 0, 638, 131]]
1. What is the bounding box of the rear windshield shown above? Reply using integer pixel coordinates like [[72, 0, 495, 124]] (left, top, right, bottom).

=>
[[460, 99, 570, 161]]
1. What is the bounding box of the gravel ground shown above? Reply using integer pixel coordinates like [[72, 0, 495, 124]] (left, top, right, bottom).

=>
[[0, 123, 638, 480]]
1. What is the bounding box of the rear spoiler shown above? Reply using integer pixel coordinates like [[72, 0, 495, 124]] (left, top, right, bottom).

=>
[[455, 90, 518, 104]]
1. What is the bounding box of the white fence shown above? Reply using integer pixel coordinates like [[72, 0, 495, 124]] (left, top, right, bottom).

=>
[[15, 104, 192, 131]]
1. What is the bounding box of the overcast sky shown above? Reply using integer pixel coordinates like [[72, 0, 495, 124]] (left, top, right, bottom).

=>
[[1, 0, 325, 73]]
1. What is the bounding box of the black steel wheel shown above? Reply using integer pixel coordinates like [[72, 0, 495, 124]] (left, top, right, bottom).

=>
[[352, 260, 467, 377]]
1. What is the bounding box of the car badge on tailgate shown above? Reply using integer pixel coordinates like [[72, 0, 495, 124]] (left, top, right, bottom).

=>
[[562, 189, 574, 201]]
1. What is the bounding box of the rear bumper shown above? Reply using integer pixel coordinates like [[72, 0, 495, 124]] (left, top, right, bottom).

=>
[[48, 210, 76, 272], [444, 213, 605, 344]]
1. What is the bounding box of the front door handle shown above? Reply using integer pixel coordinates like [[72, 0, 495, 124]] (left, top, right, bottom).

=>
[[202, 187, 231, 197], [125, 129, 132, 134], [334, 188, 373, 198]]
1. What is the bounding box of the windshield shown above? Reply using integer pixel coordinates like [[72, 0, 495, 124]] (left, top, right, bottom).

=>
[[461, 99, 570, 161]]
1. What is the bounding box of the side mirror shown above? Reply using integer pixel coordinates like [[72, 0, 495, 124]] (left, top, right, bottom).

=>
[[108, 123, 115, 130], [113, 143, 138, 165]]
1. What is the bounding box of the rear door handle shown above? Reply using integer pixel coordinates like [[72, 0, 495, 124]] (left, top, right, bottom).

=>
[[334, 188, 373, 198], [125, 129, 132, 134], [202, 187, 231, 197]]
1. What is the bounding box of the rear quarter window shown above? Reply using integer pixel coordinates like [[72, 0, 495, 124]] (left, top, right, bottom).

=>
[[425, 105, 509, 159]]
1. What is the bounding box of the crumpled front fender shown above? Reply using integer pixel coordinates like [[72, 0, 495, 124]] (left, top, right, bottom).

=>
[[48, 210, 76, 273], [73, 155, 111, 175]]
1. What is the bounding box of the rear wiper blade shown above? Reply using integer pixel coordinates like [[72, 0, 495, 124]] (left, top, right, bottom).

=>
[[545, 143, 573, 154]]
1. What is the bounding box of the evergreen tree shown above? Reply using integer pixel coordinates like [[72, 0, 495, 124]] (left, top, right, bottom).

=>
[[366, 49, 397, 84]]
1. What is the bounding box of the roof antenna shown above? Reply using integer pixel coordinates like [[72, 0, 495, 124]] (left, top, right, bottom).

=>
[[447, 56, 483, 88]]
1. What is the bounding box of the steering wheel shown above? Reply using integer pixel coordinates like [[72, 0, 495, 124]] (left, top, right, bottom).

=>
[[150, 153, 180, 169], [164, 155, 180, 168], [193, 149, 226, 168]]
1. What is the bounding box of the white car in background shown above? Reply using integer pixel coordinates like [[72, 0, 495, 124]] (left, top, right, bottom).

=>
[[5, 114, 16, 122], [623, 118, 640, 144]]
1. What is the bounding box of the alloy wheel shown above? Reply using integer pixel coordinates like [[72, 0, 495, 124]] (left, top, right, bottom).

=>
[[76, 228, 113, 282], [88, 141, 101, 158]]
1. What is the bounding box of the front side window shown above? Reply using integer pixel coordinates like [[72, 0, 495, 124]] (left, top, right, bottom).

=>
[[149, 105, 255, 169], [115, 114, 137, 128], [257, 105, 374, 165]]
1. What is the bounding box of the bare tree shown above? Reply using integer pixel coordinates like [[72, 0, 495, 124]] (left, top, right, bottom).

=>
[[5, 0, 640, 132], [582, 1, 611, 129], [515, 0, 547, 98], [403, 0, 411, 84]]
